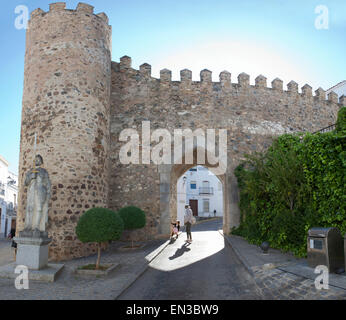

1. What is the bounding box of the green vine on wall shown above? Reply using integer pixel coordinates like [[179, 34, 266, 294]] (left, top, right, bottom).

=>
[[232, 107, 346, 257]]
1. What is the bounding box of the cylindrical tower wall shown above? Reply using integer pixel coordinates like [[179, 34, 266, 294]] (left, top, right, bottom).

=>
[[18, 3, 112, 260]]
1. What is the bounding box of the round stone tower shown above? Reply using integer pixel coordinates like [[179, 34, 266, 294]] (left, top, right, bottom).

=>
[[18, 2, 112, 260]]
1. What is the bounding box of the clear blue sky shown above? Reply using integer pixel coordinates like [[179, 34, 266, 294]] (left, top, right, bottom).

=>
[[0, 0, 345, 174]]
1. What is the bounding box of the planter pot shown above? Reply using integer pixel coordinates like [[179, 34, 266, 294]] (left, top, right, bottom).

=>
[[75, 263, 120, 277]]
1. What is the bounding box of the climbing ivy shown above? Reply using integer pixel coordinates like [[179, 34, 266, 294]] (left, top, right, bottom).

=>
[[232, 107, 346, 257]]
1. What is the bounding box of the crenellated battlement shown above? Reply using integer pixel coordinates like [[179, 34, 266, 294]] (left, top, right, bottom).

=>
[[114, 56, 344, 105], [29, 2, 110, 25]]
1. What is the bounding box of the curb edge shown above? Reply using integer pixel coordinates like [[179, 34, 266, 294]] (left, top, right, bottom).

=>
[[218, 230, 254, 276]]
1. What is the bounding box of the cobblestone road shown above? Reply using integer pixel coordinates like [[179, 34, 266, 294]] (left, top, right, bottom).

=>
[[252, 265, 346, 300]]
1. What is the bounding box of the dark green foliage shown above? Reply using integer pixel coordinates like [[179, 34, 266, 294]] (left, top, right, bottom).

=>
[[233, 122, 345, 257], [336, 107, 346, 133], [76, 207, 124, 243], [118, 206, 146, 230]]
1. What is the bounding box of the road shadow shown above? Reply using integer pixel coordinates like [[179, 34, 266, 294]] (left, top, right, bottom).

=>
[[169, 242, 191, 260]]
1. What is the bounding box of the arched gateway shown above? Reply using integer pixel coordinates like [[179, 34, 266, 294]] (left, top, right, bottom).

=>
[[157, 145, 232, 236], [17, 3, 344, 261]]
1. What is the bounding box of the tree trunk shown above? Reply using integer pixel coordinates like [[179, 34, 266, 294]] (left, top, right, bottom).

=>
[[96, 242, 101, 270]]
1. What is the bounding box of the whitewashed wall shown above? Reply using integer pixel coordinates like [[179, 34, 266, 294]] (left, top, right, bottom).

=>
[[327, 81, 346, 98], [184, 166, 223, 218], [177, 175, 187, 226], [0, 156, 18, 237]]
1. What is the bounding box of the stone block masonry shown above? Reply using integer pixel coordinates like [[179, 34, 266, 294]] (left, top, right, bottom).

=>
[[18, 2, 344, 261]]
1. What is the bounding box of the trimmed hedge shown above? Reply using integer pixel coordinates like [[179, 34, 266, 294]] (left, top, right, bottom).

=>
[[76, 207, 124, 243], [117, 206, 146, 230]]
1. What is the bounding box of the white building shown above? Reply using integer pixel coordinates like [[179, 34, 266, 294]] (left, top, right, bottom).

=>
[[176, 174, 187, 226], [326, 80, 346, 98], [0, 155, 18, 238], [179, 165, 223, 220]]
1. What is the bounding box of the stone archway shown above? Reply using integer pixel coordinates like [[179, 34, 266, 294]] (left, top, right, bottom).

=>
[[157, 146, 236, 236]]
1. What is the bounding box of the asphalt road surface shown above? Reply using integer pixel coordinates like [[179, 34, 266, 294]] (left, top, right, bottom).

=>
[[118, 219, 262, 300]]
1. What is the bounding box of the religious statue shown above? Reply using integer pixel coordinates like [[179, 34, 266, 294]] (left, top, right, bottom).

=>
[[22, 154, 51, 237]]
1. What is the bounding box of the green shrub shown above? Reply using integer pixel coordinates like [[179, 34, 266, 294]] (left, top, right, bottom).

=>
[[118, 206, 146, 230], [336, 106, 346, 133], [117, 206, 146, 248], [232, 127, 345, 258], [76, 207, 124, 269]]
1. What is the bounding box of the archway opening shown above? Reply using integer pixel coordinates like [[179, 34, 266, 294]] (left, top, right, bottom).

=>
[[176, 165, 224, 231], [158, 146, 232, 237]]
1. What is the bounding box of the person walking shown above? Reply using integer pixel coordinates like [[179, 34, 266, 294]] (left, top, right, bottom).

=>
[[184, 205, 194, 242], [8, 228, 17, 261]]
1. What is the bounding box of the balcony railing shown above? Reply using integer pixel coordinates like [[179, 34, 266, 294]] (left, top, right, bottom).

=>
[[199, 187, 214, 195]]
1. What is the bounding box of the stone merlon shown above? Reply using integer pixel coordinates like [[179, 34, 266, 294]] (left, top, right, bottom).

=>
[[200, 69, 212, 82], [287, 81, 298, 93], [238, 73, 250, 87], [180, 69, 192, 82], [49, 2, 66, 11], [315, 87, 326, 100], [271, 78, 283, 91], [255, 75, 267, 88], [302, 84, 312, 97], [120, 56, 132, 69], [328, 91, 338, 104], [76, 2, 94, 13], [30, 8, 45, 19], [160, 69, 172, 82], [140, 63, 152, 77]]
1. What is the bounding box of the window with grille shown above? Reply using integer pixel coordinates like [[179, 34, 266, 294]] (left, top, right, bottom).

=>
[[203, 199, 210, 212]]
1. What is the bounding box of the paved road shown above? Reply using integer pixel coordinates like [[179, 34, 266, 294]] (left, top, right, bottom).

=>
[[118, 219, 262, 300]]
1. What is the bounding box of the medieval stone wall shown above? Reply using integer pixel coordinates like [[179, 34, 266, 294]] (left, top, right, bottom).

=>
[[19, 2, 344, 261], [109, 56, 343, 240]]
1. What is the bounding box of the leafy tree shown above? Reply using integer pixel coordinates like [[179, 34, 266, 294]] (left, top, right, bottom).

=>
[[76, 208, 124, 269], [117, 206, 146, 248], [336, 106, 346, 133]]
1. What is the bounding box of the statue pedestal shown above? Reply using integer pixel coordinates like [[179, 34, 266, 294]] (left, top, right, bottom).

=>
[[14, 236, 52, 270], [0, 234, 64, 282]]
